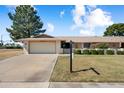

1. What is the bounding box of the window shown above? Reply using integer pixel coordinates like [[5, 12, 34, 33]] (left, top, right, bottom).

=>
[[61, 41, 70, 49], [84, 43, 91, 48], [61, 41, 65, 48], [121, 43, 124, 48]]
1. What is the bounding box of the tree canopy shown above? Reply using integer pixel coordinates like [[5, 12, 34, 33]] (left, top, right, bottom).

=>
[[6, 5, 45, 40], [104, 23, 124, 36]]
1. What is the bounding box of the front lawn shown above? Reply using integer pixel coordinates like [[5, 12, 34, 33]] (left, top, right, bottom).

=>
[[0, 49, 23, 61], [50, 55, 124, 82]]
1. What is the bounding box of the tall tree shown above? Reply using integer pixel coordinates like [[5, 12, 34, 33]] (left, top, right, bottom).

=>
[[104, 23, 124, 36], [6, 5, 45, 40]]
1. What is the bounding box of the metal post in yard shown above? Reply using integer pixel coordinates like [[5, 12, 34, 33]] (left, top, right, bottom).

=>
[[0, 35, 3, 45], [70, 40, 73, 73]]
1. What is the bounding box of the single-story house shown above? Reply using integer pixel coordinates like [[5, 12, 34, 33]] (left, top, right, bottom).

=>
[[19, 34, 124, 54]]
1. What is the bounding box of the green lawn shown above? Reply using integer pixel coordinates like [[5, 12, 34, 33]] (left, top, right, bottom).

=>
[[50, 55, 124, 82]]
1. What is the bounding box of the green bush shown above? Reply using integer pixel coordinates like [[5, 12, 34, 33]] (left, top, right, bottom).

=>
[[0, 45, 4, 49], [106, 50, 115, 55], [117, 50, 124, 55], [97, 50, 104, 55], [4, 43, 23, 49], [96, 43, 108, 49], [74, 49, 81, 54], [83, 49, 90, 55], [90, 50, 98, 55], [0, 43, 4, 49]]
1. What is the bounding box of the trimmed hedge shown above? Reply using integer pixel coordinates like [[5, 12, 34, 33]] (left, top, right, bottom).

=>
[[83, 50, 90, 55], [90, 50, 98, 55], [97, 50, 104, 55], [74, 49, 81, 54], [117, 50, 124, 55], [74, 49, 124, 55], [106, 50, 115, 55]]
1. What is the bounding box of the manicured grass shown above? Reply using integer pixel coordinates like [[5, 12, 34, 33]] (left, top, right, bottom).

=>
[[0, 49, 23, 61], [50, 55, 124, 82]]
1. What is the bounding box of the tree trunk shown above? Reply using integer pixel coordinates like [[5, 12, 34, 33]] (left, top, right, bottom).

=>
[[27, 30, 30, 38]]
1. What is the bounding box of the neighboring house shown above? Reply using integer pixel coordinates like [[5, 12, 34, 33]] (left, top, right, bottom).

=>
[[19, 34, 124, 54]]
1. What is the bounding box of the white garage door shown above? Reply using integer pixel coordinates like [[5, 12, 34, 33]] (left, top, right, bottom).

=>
[[30, 42, 56, 54]]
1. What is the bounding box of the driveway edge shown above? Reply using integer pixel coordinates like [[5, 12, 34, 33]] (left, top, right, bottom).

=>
[[48, 54, 58, 87]]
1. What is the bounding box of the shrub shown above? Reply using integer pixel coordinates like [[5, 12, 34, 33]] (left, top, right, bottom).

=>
[[74, 49, 81, 54], [83, 49, 90, 55], [90, 50, 98, 55], [106, 50, 115, 55], [4, 43, 23, 49], [0, 43, 4, 49], [117, 50, 124, 55], [96, 43, 108, 49], [97, 50, 104, 55]]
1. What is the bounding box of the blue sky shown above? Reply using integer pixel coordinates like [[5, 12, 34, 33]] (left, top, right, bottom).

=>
[[0, 5, 124, 42]]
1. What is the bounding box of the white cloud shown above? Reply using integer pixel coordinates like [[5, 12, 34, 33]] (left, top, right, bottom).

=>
[[71, 5, 114, 36], [87, 8, 113, 27], [80, 29, 95, 36], [60, 10, 65, 18], [47, 23, 54, 32], [86, 5, 96, 13], [72, 5, 85, 26]]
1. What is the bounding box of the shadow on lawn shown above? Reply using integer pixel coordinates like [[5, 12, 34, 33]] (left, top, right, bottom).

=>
[[72, 67, 100, 75]]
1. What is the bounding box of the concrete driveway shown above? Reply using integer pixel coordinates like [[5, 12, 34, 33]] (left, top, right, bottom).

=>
[[0, 54, 58, 82]]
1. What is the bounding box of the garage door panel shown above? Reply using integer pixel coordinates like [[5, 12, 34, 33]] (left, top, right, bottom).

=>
[[30, 42, 56, 54]]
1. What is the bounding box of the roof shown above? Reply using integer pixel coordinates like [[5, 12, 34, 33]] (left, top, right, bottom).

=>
[[18, 34, 60, 42], [18, 38, 62, 42], [57, 36, 124, 43], [34, 34, 54, 38], [18, 34, 124, 43]]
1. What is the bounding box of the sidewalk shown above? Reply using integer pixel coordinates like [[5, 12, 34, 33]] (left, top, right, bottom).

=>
[[0, 82, 124, 88], [49, 82, 124, 88]]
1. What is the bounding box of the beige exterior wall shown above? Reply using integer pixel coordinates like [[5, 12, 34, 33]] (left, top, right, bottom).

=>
[[74, 43, 82, 48], [108, 43, 120, 48], [90, 42, 120, 48], [23, 40, 123, 54], [23, 41, 29, 54], [55, 41, 63, 54], [74, 42, 120, 49]]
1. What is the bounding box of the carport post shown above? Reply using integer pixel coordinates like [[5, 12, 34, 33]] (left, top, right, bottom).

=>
[[70, 40, 73, 73]]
